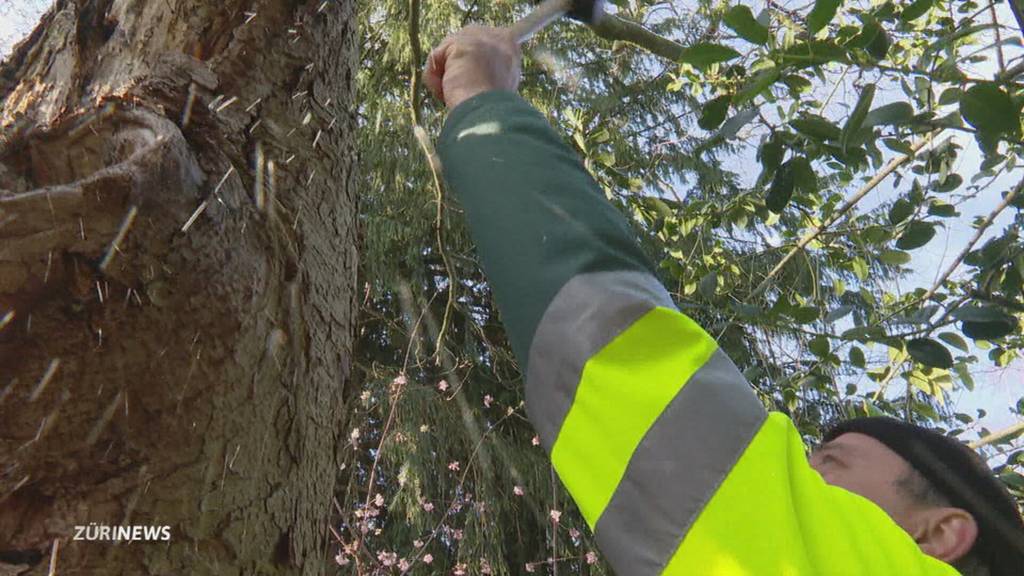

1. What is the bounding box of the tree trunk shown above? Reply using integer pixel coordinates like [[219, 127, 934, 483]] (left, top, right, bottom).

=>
[[0, 1, 358, 574]]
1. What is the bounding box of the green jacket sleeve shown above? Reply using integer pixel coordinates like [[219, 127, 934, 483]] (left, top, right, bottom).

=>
[[436, 90, 960, 576]]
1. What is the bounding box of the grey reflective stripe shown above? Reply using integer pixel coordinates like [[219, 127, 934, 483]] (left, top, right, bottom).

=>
[[524, 270, 676, 449], [593, 348, 767, 575]]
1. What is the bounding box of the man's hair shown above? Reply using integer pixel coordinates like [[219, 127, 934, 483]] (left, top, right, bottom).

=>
[[895, 466, 990, 576], [825, 416, 1024, 576]]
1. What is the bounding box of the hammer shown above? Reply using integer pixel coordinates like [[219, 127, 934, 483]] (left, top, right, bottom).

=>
[[510, 0, 606, 44]]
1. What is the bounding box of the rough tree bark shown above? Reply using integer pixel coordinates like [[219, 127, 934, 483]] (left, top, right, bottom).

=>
[[0, 0, 358, 574]]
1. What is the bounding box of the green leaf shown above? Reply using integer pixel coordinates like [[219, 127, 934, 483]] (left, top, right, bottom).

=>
[[791, 114, 842, 141], [792, 306, 821, 323], [932, 174, 963, 192], [927, 200, 958, 217], [960, 83, 1022, 137], [895, 221, 936, 250], [724, 5, 770, 45], [849, 346, 866, 368], [954, 305, 1019, 340], [907, 338, 954, 368], [866, 25, 891, 60], [900, 0, 934, 21], [808, 0, 842, 35], [734, 67, 780, 104], [843, 84, 876, 150], [791, 156, 817, 193], [888, 198, 914, 225], [699, 271, 719, 300], [679, 43, 743, 68], [937, 331, 969, 353], [825, 304, 854, 323], [938, 87, 962, 106], [782, 75, 813, 95], [878, 249, 912, 265], [962, 318, 1018, 340], [767, 159, 796, 213], [849, 17, 891, 60], [851, 256, 869, 281], [758, 135, 785, 173], [865, 102, 915, 127], [951, 305, 1014, 323], [882, 138, 915, 154], [809, 335, 831, 357], [699, 95, 732, 130]]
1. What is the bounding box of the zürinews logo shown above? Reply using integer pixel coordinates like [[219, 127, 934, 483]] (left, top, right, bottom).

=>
[[73, 525, 171, 542]]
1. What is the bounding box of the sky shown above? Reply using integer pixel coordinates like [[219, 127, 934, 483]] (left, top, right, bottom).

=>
[[1, 0, 1020, 446]]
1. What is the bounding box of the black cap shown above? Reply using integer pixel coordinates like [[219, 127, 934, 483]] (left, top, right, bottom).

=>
[[824, 417, 1024, 576], [567, 0, 605, 24]]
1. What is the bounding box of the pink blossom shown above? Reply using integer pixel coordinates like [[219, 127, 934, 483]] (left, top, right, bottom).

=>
[[448, 461, 460, 471], [549, 509, 562, 523], [422, 501, 434, 512], [525, 562, 536, 573], [334, 552, 350, 566], [483, 394, 493, 407], [377, 551, 397, 566], [413, 539, 423, 548], [586, 551, 598, 564], [531, 435, 540, 446], [569, 527, 580, 540], [453, 563, 467, 575], [437, 379, 449, 391], [373, 493, 384, 507], [423, 553, 434, 564], [513, 485, 525, 496]]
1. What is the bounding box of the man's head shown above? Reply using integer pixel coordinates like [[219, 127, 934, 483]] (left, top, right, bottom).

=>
[[810, 417, 1024, 576]]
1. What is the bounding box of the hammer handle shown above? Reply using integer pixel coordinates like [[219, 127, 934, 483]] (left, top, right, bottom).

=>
[[509, 0, 574, 44]]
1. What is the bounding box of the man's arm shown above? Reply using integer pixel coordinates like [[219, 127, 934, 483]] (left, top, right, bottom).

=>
[[427, 26, 959, 576]]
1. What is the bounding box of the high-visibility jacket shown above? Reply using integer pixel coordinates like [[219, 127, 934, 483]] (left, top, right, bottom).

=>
[[436, 91, 962, 576]]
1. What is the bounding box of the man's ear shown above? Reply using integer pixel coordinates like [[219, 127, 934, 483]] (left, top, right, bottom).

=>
[[913, 507, 978, 563]]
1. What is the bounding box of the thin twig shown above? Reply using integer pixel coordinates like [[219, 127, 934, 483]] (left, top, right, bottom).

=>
[[408, 0, 457, 363]]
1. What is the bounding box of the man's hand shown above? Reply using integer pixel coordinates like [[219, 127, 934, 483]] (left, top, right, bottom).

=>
[[424, 25, 522, 111]]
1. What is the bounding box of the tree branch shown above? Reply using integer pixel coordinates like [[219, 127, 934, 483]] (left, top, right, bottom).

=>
[[969, 421, 1024, 449], [591, 14, 685, 62]]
